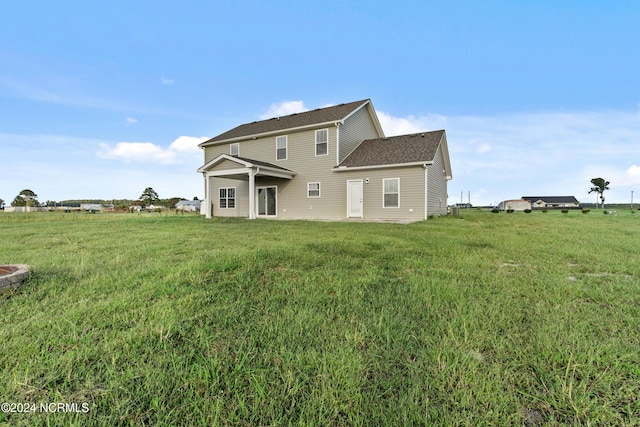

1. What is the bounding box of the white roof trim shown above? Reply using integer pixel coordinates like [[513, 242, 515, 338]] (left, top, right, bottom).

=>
[[334, 161, 432, 171]]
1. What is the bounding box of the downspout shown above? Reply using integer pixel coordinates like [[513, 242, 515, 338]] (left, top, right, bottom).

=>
[[424, 164, 428, 221]]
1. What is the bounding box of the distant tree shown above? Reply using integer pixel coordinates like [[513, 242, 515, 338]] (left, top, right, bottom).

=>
[[11, 189, 39, 207], [193, 196, 199, 201], [139, 187, 159, 206], [166, 197, 182, 209], [589, 178, 610, 209]]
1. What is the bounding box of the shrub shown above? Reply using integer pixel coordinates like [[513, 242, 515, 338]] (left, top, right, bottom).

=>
[[561, 209, 569, 214], [524, 209, 532, 213], [491, 208, 500, 213], [603, 210, 608, 215], [542, 209, 548, 213], [581, 208, 591, 214], [506, 209, 515, 214]]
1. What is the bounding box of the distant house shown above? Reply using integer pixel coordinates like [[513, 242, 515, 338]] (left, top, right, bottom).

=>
[[197, 99, 452, 222], [81, 203, 102, 212], [522, 196, 580, 209], [497, 199, 531, 211], [175, 200, 201, 212]]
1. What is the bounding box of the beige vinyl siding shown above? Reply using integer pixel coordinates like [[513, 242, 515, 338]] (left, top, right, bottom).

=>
[[204, 126, 350, 220], [339, 105, 382, 163], [214, 159, 246, 171], [204, 143, 239, 164], [426, 143, 449, 216], [207, 176, 249, 217], [337, 166, 426, 221], [261, 126, 343, 219]]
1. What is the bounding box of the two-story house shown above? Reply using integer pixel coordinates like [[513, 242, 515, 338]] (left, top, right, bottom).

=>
[[197, 99, 452, 222]]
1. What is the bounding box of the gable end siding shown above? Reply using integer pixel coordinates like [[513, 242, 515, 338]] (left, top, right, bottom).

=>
[[339, 106, 381, 163], [426, 144, 448, 216]]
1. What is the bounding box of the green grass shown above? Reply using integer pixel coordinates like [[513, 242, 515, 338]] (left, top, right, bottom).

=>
[[1, 210, 639, 426]]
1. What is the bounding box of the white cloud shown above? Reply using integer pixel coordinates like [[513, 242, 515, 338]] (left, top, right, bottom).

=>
[[98, 136, 208, 165], [377, 111, 448, 136], [99, 142, 177, 164], [259, 101, 308, 120], [161, 77, 174, 85], [125, 117, 138, 124], [169, 136, 208, 153]]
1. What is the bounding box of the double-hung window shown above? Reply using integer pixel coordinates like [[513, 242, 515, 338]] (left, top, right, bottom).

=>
[[315, 129, 328, 156], [383, 178, 399, 208], [230, 143, 239, 156], [276, 136, 287, 160], [307, 182, 321, 198], [219, 187, 236, 209]]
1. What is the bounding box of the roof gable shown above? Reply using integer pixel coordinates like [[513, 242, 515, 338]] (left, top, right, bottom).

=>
[[201, 99, 371, 146], [338, 130, 446, 169], [197, 154, 295, 174]]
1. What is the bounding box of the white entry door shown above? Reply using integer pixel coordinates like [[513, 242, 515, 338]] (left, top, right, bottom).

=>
[[347, 180, 363, 218]]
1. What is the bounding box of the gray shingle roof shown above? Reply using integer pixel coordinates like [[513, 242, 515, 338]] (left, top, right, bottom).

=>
[[201, 99, 370, 145], [338, 130, 445, 168]]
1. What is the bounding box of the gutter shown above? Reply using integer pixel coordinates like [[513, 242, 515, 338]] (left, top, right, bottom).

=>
[[334, 161, 432, 172]]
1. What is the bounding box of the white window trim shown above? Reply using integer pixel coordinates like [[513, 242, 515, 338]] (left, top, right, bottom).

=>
[[230, 143, 239, 156], [307, 182, 321, 198], [276, 135, 288, 161], [382, 178, 400, 208], [315, 129, 329, 157], [219, 187, 236, 209]]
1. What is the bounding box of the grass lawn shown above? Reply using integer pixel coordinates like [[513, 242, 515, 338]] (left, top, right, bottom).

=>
[[1, 210, 639, 426]]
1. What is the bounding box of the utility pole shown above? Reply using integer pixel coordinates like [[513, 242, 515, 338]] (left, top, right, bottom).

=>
[[632, 190, 634, 210]]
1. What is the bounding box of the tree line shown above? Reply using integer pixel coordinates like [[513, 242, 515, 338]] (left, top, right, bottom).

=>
[[1, 188, 199, 210]]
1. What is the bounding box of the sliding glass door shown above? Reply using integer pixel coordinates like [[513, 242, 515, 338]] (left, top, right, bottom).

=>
[[257, 186, 277, 217]]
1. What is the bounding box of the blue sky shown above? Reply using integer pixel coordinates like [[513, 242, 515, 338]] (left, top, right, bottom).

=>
[[1, 1, 639, 206]]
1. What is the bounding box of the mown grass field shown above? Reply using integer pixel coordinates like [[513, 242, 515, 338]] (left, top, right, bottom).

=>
[[1, 210, 639, 426]]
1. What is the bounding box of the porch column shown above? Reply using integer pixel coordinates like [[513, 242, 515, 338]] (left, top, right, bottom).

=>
[[204, 173, 212, 219], [248, 167, 256, 219]]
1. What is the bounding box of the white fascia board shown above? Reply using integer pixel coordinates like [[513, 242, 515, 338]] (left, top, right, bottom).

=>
[[197, 153, 253, 172], [199, 121, 340, 147], [205, 168, 251, 177], [334, 161, 431, 171], [439, 132, 453, 180], [256, 168, 296, 179]]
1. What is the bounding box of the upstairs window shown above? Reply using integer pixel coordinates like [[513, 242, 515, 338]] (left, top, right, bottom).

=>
[[230, 143, 239, 156], [219, 187, 236, 209], [315, 129, 328, 156], [276, 136, 287, 160], [383, 178, 399, 208]]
